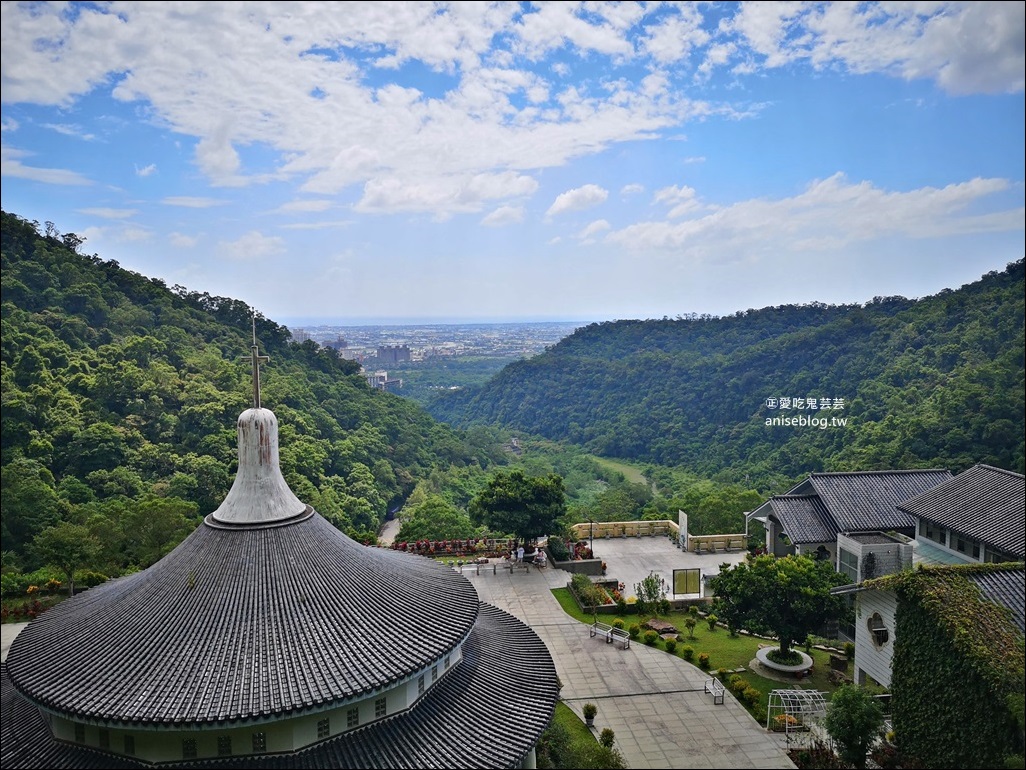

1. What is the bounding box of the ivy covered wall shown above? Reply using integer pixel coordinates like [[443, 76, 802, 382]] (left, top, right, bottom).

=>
[[887, 564, 1025, 768]]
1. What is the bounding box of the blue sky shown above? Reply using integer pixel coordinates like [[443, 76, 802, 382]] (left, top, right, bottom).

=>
[[2, 1, 1023, 325]]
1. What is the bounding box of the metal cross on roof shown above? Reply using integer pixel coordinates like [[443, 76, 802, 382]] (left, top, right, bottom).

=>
[[245, 315, 270, 408]]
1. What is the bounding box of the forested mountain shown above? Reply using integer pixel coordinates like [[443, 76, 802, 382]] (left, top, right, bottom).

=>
[[0, 210, 505, 577], [428, 259, 1025, 487]]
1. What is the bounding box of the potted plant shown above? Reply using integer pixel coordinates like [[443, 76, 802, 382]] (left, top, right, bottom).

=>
[[583, 702, 597, 727]]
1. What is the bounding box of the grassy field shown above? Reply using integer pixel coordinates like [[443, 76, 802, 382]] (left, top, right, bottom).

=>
[[588, 455, 650, 487], [551, 587, 850, 722]]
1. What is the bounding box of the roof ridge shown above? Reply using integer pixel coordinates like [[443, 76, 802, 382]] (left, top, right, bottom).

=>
[[810, 469, 950, 477], [970, 464, 1025, 479]]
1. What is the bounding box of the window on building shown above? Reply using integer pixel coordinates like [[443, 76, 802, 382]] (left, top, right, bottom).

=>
[[418, 675, 425, 695], [838, 549, 859, 583], [972, 542, 980, 559], [124, 736, 136, 756], [317, 718, 330, 739], [182, 738, 197, 759], [444, 656, 451, 670], [74, 723, 85, 744], [98, 729, 109, 750], [252, 731, 266, 753], [920, 520, 946, 545], [432, 665, 438, 682], [375, 697, 387, 718], [217, 736, 232, 756], [868, 612, 889, 647], [956, 537, 967, 553], [347, 707, 359, 729]]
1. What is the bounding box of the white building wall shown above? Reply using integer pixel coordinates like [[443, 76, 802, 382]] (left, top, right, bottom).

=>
[[854, 589, 898, 688]]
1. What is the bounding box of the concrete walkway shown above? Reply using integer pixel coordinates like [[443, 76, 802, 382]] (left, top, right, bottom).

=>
[[467, 540, 796, 769]]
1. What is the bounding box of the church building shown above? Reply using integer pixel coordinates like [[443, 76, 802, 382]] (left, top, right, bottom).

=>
[[1, 336, 559, 768]]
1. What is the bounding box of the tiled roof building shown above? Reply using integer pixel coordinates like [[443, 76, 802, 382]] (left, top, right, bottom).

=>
[[897, 464, 1025, 562], [2, 380, 558, 767], [752, 469, 953, 553]]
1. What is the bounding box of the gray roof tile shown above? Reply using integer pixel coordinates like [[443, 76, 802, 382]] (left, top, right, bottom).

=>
[[770, 495, 836, 544], [1, 603, 559, 769], [808, 470, 952, 533], [968, 567, 1026, 635], [897, 465, 1025, 559], [6, 513, 481, 726]]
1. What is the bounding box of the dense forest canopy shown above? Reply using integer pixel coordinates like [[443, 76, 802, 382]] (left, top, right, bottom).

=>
[[428, 259, 1025, 487], [0, 210, 505, 580]]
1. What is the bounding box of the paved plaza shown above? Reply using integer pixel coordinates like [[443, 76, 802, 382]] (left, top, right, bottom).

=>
[[467, 534, 796, 769], [1, 534, 795, 769]]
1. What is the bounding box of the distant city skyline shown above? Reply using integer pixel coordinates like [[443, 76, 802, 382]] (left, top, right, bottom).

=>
[[2, 2, 1023, 323]]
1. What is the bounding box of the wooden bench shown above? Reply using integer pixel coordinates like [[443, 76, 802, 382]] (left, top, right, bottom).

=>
[[590, 621, 631, 649], [705, 678, 725, 705]]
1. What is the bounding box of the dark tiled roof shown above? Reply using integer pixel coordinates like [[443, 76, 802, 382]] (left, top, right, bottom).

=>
[[6, 513, 481, 726], [808, 469, 952, 533], [770, 495, 836, 544], [1, 603, 559, 769], [968, 567, 1026, 635], [897, 465, 1025, 559]]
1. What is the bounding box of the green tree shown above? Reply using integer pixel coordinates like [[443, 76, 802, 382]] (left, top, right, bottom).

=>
[[396, 495, 477, 542], [32, 521, 100, 597], [823, 684, 885, 770], [709, 554, 849, 656], [469, 469, 566, 544]]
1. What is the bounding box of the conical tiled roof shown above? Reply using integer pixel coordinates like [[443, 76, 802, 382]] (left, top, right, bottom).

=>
[[7, 513, 480, 725]]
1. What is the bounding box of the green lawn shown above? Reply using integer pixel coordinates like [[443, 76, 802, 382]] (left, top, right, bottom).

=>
[[550, 587, 850, 720]]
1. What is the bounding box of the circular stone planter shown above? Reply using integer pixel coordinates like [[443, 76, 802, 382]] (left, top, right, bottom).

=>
[[756, 646, 814, 676]]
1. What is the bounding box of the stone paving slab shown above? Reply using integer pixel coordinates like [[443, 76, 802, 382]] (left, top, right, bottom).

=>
[[463, 550, 796, 769]]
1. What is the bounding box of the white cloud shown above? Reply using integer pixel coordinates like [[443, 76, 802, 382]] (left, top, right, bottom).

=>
[[43, 123, 95, 141], [481, 205, 524, 227], [578, 219, 611, 239], [546, 184, 609, 217], [279, 220, 353, 231], [653, 185, 704, 218], [220, 231, 287, 261], [0, 145, 92, 185], [169, 232, 198, 248], [728, 2, 1025, 95], [608, 173, 1020, 257], [135, 163, 157, 177], [276, 200, 334, 214], [640, 6, 710, 65], [77, 207, 136, 219], [162, 196, 227, 208], [621, 183, 645, 196]]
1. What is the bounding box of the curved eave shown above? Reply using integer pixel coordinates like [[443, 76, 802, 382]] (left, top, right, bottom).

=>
[[1, 603, 559, 770], [6, 514, 480, 726]]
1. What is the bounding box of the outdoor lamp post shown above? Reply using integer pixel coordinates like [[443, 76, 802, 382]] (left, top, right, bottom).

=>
[[589, 518, 594, 556]]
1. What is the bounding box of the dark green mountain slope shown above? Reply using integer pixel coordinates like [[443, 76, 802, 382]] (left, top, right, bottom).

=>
[[427, 260, 1025, 484], [0, 210, 490, 574]]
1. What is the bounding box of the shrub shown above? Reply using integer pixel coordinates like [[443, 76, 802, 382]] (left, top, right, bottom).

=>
[[742, 686, 761, 705], [681, 645, 695, 661], [74, 570, 109, 589], [657, 598, 671, 615], [583, 703, 597, 720], [628, 624, 641, 639], [844, 641, 856, 660], [612, 618, 625, 629], [664, 638, 677, 654], [643, 630, 659, 646], [599, 728, 616, 749], [728, 674, 747, 694], [706, 613, 718, 631], [616, 597, 627, 615], [717, 667, 730, 681], [697, 652, 711, 669]]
